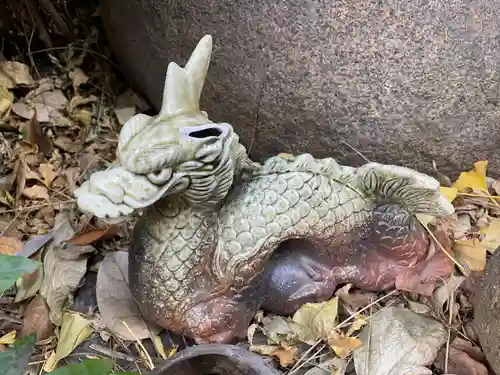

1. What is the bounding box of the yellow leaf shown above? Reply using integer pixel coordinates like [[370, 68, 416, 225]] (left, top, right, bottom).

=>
[[453, 239, 487, 271], [0, 330, 16, 344], [152, 333, 166, 359], [0, 86, 13, 118], [290, 297, 339, 345], [440, 186, 458, 202], [43, 312, 93, 372], [452, 160, 488, 192], [479, 218, 500, 253], [328, 331, 362, 358], [346, 315, 369, 336], [270, 346, 297, 367]]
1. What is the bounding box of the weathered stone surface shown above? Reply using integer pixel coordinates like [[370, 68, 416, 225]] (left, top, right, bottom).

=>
[[474, 251, 500, 374], [101, 0, 500, 177]]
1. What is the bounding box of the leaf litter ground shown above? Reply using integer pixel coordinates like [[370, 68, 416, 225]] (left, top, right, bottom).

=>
[[0, 3, 499, 375]]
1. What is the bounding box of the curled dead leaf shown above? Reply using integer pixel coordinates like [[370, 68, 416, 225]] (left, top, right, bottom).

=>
[[66, 225, 120, 246], [270, 346, 297, 367], [40, 212, 94, 324]]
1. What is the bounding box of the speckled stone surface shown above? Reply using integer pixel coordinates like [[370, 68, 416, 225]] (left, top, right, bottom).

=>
[[101, 0, 500, 177]]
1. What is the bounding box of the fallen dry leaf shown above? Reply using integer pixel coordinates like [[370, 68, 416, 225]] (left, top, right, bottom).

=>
[[479, 217, 500, 252], [0, 86, 13, 118], [353, 306, 447, 375], [290, 297, 339, 345], [335, 284, 377, 312], [0, 237, 23, 255], [38, 164, 58, 188], [53, 136, 80, 153], [453, 160, 489, 192], [434, 337, 488, 375], [21, 295, 53, 341], [43, 312, 93, 372], [432, 274, 465, 312], [328, 331, 362, 358], [96, 251, 161, 340], [270, 346, 297, 367], [66, 225, 120, 246], [69, 68, 89, 89], [15, 264, 43, 302], [453, 239, 487, 272], [22, 185, 49, 200], [24, 115, 53, 157], [40, 212, 94, 324], [0, 331, 16, 345], [114, 107, 136, 125], [0, 61, 34, 88]]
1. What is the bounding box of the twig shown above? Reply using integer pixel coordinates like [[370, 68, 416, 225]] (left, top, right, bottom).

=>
[[88, 343, 139, 362], [30, 46, 122, 72], [444, 290, 454, 373], [340, 140, 371, 163], [37, 0, 73, 40], [1, 199, 75, 214], [24, 0, 52, 49], [418, 219, 467, 275], [122, 321, 154, 370], [0, 210, 22, 236]]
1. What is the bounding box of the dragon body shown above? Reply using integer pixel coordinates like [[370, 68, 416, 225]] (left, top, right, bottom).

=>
[[75, 36, 455, 343]]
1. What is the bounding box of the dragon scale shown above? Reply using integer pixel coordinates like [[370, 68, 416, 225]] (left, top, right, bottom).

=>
[[74, 35, 455, 344]]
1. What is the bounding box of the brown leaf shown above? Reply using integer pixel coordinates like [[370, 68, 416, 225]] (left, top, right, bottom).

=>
[[66, 225, 120, 246], [335, 284, 377, 311], [434, 337, 488, 375], [0, 61, 34, 88], [21, 295, 53, 341], [270, 346, 297, 367], [0, 236, 23, 255], [53, 136, 80, 153], [96, 251, 162, 340], [38, 164, 58, 188], [22, 185, 49, 200], [25, 115, 53, 157]]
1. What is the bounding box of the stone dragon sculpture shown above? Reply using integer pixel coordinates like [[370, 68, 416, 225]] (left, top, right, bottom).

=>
[[74, 35, 455, 344]]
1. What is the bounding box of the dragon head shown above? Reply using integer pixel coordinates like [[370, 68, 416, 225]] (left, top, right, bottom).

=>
[[74, 35, 258, 219]]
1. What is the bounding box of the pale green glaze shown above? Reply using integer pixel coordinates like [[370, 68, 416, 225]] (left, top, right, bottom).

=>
[[74, 36, 455, 343]]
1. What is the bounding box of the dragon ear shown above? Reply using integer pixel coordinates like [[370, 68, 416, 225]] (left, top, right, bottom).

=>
[[159, 35, 213, 117]]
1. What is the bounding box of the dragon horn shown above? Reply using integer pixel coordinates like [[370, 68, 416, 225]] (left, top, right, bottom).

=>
[[159, 35, 213, 117]]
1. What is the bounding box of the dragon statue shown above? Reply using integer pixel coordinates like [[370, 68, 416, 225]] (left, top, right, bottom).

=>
[[74, 35, 455, 344]]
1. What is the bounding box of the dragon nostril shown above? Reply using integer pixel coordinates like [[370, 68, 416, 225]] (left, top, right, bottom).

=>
[[188, 127, 222, 139]]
